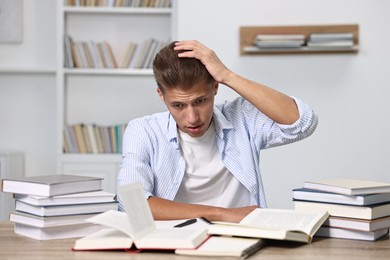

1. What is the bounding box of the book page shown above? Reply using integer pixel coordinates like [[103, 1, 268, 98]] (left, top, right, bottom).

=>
[[241, 208, 324, 234], [118, 183, 156, 240], [86, 210, 133, 237]]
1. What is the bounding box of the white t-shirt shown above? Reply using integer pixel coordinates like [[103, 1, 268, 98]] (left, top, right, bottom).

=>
[[174, 122, 251, 208]]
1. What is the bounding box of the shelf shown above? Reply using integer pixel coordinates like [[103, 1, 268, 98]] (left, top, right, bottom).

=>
[[64, 6, 172, 14], [60, 153, 121, 163], [0, 67, 56, 74], [64, 68, 153, 76], [240, 24, 359, 55]]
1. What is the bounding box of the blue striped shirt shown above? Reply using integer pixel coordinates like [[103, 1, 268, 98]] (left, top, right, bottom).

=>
[[117, 96, 318, 211]]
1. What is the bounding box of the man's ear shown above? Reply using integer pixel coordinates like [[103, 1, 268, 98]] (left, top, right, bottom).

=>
[[157, 87, 165, 102], [213, 81, 219, 96]]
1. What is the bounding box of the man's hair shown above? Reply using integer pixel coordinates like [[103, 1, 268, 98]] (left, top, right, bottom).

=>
[[152, 41, 215, 93]]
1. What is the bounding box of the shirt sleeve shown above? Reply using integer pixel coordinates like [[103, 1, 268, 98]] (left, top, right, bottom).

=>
[[117, 120, 155, 211], [262, 96, 318, 149]]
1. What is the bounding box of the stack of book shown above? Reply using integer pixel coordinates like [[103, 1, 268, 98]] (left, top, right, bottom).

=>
[[253, 34, 305, 50], [293, 178, 390, 241], [306, 32, 354, 50], [1, 174, 118, 240]]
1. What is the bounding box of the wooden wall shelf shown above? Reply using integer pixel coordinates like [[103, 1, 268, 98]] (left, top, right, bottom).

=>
[[240, 24, 359, 55]]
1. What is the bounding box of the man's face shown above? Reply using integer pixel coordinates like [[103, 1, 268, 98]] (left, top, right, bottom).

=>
[[158, 81, 218, 137]]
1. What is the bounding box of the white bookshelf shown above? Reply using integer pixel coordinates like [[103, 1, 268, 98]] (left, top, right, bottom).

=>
[[56, 1, 176, 192], [0, 151, 24, 221]]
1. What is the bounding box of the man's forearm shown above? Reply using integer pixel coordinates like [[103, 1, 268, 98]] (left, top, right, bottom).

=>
[[223, 72, 300, 125], [148, 196, 257, 223]]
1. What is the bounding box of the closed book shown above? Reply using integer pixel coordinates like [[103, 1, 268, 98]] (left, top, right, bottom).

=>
[[14, 191, 116, 206], [15, 200, 118, 217], [315, 226, 389, 241], [323, 215, 390, 232], [303, 178, 390, 195], [14, 222, 103, 240], [9, 211, 99, 228], [1, 174, 103, 196], [208, 208, 329, 243], [294, 201, 390, 220], [73, 183, 209, 251], [292, 188, 390, 206], [255, 34, 305, 41], [175, 236, 265, 258], [308, 32, 354, 42]]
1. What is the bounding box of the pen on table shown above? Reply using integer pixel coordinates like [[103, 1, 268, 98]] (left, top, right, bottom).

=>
[[173, 218, 197, 228]]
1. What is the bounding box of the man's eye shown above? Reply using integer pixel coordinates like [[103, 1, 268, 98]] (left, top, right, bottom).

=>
[[195, 98, 206, 105], [172, 104, 184, 109]]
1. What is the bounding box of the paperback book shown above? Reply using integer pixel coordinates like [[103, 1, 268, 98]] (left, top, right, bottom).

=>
[[208, 208, 329, 243]]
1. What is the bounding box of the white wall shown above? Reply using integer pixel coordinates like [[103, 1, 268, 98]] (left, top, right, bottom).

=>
[[0, 0, 389, 208], [176, 0, 390, 208]]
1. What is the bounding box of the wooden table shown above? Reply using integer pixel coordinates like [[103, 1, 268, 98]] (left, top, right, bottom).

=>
[[1, 221, 389, 259]]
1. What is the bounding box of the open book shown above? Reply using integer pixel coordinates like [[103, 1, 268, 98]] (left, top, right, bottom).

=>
[[73, 183, 208, 251], [208, 208, 329, 243]]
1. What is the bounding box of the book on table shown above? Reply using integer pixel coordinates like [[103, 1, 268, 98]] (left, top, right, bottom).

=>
[[315, 226, 389, 241], [15, 200, 118, 217], [1, 174, 103, 196], [294, 200, 390, 220], [14, 222, 103, 240], [292, 188, 390, 206], [323, 215, 390, 232], [9, 211, 100, 228], [302, 178, 390, 195], [175, 236, 266, 258], [14, 191, 116, 206], [207, 208, 329, 243], [73, 182, 208, 251]]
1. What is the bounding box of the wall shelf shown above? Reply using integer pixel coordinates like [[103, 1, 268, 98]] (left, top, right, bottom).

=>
[[240, 24, 359, 55]]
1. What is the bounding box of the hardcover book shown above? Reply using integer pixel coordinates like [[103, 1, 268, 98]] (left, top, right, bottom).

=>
[[1, 174, 102, 197], [292, 188, 390, 206], [303, 178, 390, 195], [315, 226, 389, 241], [294, 200, 390, 220], [73, 183, 208, 251]]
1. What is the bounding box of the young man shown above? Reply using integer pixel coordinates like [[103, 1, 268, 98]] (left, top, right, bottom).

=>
[[117, 40, 318, 222]]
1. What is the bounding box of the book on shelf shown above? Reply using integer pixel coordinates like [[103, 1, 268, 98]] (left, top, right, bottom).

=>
[[65, 0, 172, 8], [306, 40, 354, 49], [315, 226, 389, 241], [64, 123, 126, 154], [64, 34, 74, 68], [303, 178, 390, 195], [15, 191, 116, 206], [1, 174, 103, 197], [9, 211, 99, 228], [15, 200, 118, 217], [292, 188, 390, 206], [254, 34, 305, 49], [119, 42, 138, 68], [73, 183, 209, 251], [323, 215, 390, 232], [308, 32, 354, 42], [69, 39, 118, 69], [175, 236, 266, 258], [14, 222, 103, 241], [207, 208, 329, 243], [294, 200, 390, 220], [255, 34, 305, 41]]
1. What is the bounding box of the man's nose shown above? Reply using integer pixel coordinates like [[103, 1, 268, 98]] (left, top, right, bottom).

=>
[[186, 106, 199, 125]]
